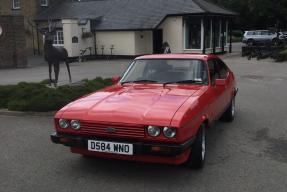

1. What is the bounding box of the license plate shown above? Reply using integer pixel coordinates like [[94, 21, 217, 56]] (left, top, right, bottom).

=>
[[88, 140, 133, 155]]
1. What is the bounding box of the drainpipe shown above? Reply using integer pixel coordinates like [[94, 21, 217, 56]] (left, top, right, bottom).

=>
[[36, 22, 40, 55], [93, 31, 96, 55]]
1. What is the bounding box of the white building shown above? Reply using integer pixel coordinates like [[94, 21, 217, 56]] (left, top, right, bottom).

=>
[[34, 0, 238, 59]]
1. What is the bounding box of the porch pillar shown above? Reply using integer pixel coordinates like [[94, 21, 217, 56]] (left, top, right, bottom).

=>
[[203, 18, 206, 54], [221, 19, 225, 54], [213, 19, 216, 54], [229, 18, 233, 53]]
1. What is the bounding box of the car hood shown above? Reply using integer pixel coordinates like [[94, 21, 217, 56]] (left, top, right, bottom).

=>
[[59, 84, 199, 126]]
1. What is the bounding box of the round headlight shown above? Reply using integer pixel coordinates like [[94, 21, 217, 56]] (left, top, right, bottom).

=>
[[71, 120, 81, 130], [59, 119, 69, 129], [147, 126, 161, 137], [163, 127, 177, 138]]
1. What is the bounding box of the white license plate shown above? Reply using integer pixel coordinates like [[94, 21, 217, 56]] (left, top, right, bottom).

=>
[[88, 140, 133, 155]]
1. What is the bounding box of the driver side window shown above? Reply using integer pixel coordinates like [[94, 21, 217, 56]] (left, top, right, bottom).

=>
[[207, 59, 219, 85]]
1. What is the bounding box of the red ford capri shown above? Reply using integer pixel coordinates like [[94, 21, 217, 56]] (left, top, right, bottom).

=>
[[51, 53, 238, 169]]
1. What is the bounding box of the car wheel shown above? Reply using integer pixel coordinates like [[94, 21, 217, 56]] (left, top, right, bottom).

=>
[[272, 39, 277, 45], [247, 40, 254, 46], [183, 124, 206, 169], [222, 95, 235, 122]]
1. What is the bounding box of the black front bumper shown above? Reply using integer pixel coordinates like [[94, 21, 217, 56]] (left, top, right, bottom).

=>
[[51, 132, 195, 157]]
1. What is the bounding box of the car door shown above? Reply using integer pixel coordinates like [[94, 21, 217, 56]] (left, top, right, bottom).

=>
[[214, 59, 230, 110], [207, 59, 226, 118]]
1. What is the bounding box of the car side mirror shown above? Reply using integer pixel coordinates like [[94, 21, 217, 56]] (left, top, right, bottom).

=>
[[214, 79, 226, 86], [112, 76, 121, 83]]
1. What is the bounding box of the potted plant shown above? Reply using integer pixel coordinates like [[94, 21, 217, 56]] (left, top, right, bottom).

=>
[[82, 31, 93, 38]]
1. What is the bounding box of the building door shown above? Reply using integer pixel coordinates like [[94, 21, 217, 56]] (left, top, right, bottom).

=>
[[153, 29, 163, 54]]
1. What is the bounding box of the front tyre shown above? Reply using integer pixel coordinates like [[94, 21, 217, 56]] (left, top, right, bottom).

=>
[[183, 124, 206, 169]]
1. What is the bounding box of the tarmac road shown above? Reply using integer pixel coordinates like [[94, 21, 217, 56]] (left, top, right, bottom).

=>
[[1, 43, 287, 191]]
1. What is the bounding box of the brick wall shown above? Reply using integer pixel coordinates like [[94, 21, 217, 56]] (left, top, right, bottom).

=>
[[0, 15, 28, 68], [0, 0, 64, 54]]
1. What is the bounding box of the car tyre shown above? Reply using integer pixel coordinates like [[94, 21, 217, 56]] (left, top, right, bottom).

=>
[[222, 95, 235, 122], [183, 124, 205, 169]]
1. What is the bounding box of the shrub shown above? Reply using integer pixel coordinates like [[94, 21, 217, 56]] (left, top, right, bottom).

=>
[[228, 30, 243, 37], [277, 50, 287, 62], [227, 36, 243, 43], [8, 100, 29, 111], [0, 77, 114, 112], [0, 85, 18, 108]]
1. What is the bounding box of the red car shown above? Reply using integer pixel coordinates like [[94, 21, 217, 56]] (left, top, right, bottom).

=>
[[51, 54, 238, 169]]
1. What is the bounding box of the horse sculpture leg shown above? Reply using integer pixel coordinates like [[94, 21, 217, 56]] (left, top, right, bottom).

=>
[[48, 62, 52, 86], [65, 59, 72, 82]]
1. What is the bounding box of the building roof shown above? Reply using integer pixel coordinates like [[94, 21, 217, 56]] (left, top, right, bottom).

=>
[[34, 0, 238, 31]]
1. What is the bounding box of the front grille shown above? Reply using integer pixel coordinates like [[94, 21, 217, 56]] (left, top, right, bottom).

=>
[[81, 122, 145, 139]]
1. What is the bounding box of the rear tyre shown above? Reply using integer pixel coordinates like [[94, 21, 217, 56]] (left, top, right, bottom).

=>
[[183, 124, 206, 169], [221, 95, 235, 122]]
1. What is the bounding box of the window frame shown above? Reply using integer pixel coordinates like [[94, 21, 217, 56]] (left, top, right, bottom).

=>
[[214, 59, 228, 79], [52, 31, 64, 46], [41, 0, 48, 7], [12, 0, 20, 9], [184, 19, 204, 50]]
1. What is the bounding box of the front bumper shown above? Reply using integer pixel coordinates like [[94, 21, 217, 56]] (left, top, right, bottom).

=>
[[51, 132, 195, 157]]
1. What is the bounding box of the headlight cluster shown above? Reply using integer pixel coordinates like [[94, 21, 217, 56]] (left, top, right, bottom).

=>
[[58, 119, 81, 130], [147, 126, 176, 138]]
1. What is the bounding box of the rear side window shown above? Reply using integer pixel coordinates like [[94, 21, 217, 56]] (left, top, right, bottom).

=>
[[246, 31, 254, 35], [215, 59, 228, 79]]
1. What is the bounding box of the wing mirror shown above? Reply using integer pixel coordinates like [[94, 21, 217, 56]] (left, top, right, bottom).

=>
[[214, 79, 226, 86], [112, 76, 121, 82]]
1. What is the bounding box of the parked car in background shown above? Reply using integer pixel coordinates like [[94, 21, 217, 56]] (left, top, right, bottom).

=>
[[51, 53, 238, 169], [242, 30, 285, 45]]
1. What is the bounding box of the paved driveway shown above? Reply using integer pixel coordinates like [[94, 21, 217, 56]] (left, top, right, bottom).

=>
[[1, 44, 287, 191]]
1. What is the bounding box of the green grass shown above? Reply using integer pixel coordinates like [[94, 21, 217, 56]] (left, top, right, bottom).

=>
[[0, 77, 114, 112]]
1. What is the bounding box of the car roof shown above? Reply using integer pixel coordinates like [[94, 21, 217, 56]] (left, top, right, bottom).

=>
[[135, 53, 220, 61]]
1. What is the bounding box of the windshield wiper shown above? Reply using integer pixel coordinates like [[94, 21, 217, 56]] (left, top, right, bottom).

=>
[[163, 80, 202, 86], [121, 79, 158, 85]]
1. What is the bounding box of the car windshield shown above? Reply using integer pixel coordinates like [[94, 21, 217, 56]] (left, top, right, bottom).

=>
[[120, 59, 209, 85]]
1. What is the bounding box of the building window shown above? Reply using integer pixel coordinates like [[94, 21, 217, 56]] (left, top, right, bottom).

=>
[[205, 19, 212, 49], [184, 19, 203, 50], [41, 0, 48, 6], [53, 31, 64, 46], [13, 0, 20, 9]]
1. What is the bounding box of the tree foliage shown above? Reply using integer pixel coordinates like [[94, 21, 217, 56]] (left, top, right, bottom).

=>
[[209, 0, 287, 31]]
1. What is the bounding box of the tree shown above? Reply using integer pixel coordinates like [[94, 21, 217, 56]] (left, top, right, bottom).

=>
[[209, 0, 287, 31]]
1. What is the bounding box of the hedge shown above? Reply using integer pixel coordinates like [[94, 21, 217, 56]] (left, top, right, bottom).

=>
[[228, 30, 243, 37], [227, 36, 243, 43], [0, 77, 114, 112], [277, 50, 287, 62], [242, 46, 287, 62]]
